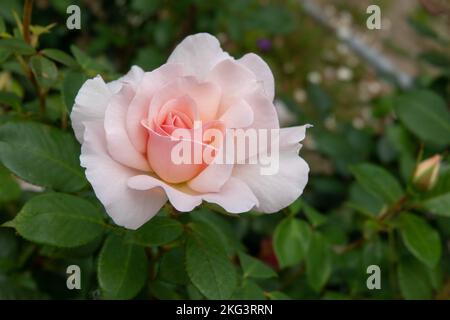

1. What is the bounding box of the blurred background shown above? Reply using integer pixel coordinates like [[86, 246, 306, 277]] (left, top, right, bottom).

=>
[[0, 0, 449, 300]]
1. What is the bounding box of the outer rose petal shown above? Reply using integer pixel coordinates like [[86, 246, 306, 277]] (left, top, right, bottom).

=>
[[232, 125, 310, 213], [207, 59, 257, 105], [80, 121, 167, 230], [71, 66, 144, 143], [167, 33, 230, 80], [207, 60, 278, 130], [107, 65, 144, 93], [238, 53, 275, 101], [71, 76, 111, 143], [243, 87, 279, 130], [128, 175, 258, 213], [104, 85, 151, 171]]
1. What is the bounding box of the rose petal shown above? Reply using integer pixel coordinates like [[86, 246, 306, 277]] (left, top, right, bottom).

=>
[[71, 66, 145, 144], [167, 33, 230, 80], [232, 126, 309, 213], [146, 125, 206, 184], [207, 59, 257, 107], [81, 121, 167, 230], [238, 53, 275, 101], [202, 177, 258, 213], [128, 174, 203, 212], [243, 87, 279, 130], [128, 175, 257, 213], [148, 77, 220, 124], [219, 99, 254, 128], [104, 85, 151, 171], [187, 129, 233, 193], [71, 76, 112, 143], [126, 64, 184, 153]]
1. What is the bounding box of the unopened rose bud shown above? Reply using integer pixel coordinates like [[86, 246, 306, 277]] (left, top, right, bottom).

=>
[[413, 155, 441, 191]]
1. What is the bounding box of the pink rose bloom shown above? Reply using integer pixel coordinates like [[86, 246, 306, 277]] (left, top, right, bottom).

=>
[[71, 33, 309, 229]]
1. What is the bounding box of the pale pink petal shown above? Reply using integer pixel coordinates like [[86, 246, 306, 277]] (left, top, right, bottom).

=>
[[219, 99, 254, 128], [201, 177, 258, 213], [71, 76, 112, 143], [80, 121, 167, 230], [167, 33, 230, 80], [232, 126, 310, 213], [71, 67, 145, 144], [178, 77, 221, 122], [238, 53, 275, 101], [278, 125, 311, 148], [146, 126, 206, 184], [207, 59, 257, 106], [148, 77, 219, 124], [128, 175, 257, 213], [104, 85, 150, 171], [187, 133, 233, 193], [157, 95, 197, 127], [107, 65, 145, 94], [126, 64, 184, 153], [128, 175, 203, 212], [243, 87, 279, 130]]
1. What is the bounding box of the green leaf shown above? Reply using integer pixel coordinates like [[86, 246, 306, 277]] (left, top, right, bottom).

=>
[[399, 213, 441, 268], [190, 209, 242, 255], [419, 51, 450, 70], [0, 16, 5, 33], [238, 252, 277, 279], [41, 48, 77, 67], [98, 234, 148, 299], [350, 163, 403, 205], [0, 228, 19, 272], [394, 90, 450, 146], [70, 45, 106, 73], [424, 194, 450, 217], [0, 91, 21, 111], [128, 216, 183, 246], [185, 221, 237, 300], [408, 16, 440, 41], [0, 165, 20, 203], [149, 280, 183, 300], [158, 247, 189, 285], [0, 272, 47, 299], [398, 257, 433, 300], [302, 203, 327, 227], [423, 168, 450, 217], [231, 279, 266, 300], [0, 38, 35, 55], [29, 55, 58, 88], [62, 71, 87, 112], [266, 291, 292, 300], [306, 232, 331, 292], [273, 217, 311, 268], [0, 122, 87, 192], [7, 193, 104, 248]]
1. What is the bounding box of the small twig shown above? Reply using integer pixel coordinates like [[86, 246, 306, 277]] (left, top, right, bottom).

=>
[[435, 278, 450, 300], [336, 195, 408, 255], [20, 0, 46, 115], [23, 0, 33, 44], [377, 196, 408, 222]]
